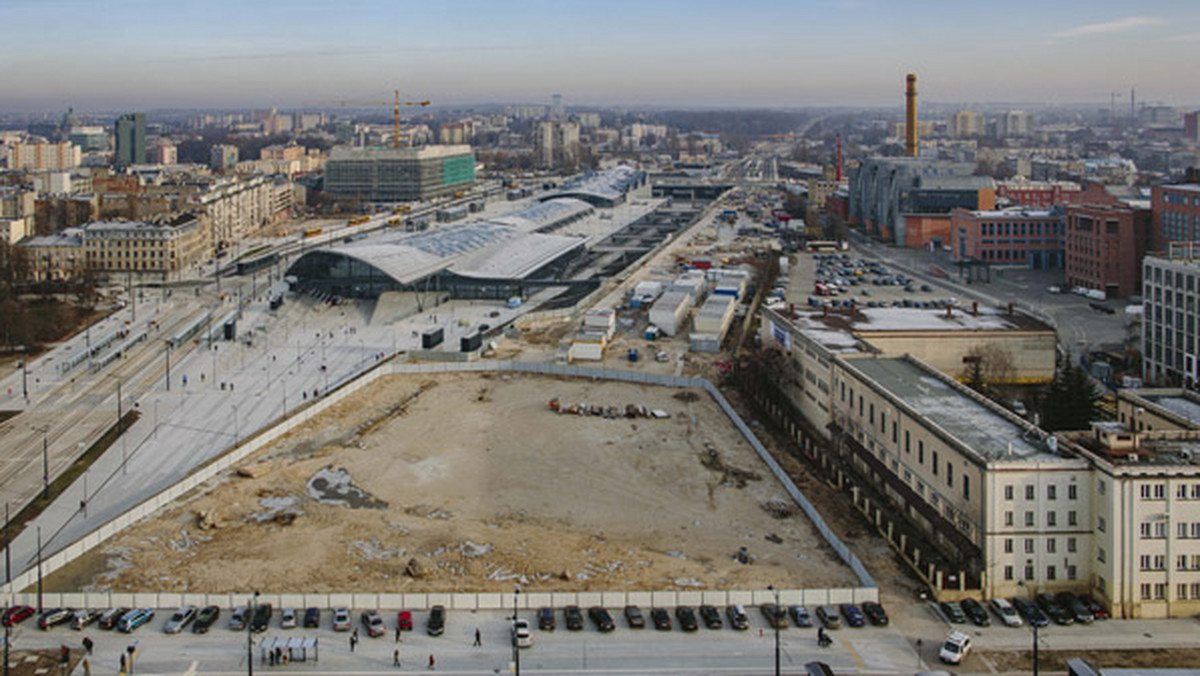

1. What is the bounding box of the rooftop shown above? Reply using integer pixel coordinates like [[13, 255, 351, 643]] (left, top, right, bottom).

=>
[[846, 356, 1054, 463], [799, 304, 1050, 334]]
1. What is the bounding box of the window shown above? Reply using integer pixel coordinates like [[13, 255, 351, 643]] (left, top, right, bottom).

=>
[[1192, 582, 1200, 599], [1155, 583, 1167, 600], [1141, 554, 1152, 571], [1024, 565, 1035, 581], [1047, 511, 1057, 527], [1067, 537, 1077, 553], [932, 451, 939, 475], [1026, 485, 1035, 500], [1004, 511, 1014, 527], [1179, 522, 1188, 539], [1179, 554, 1189, 571], [1098, 516, 1107, 533], [918, 441, 924, 464], [1025, 538, 1035, 554], [947, 464, 954, 488], [1098, 547, 1106, 563], [1067, 565, 1077, 580], [1004, 538, 1014, 553], [1004, 565, 1014, 581], [1005, 485, 1014, 500], [1140, 583, 1151, 600], [1025, 511, 1035, 527], [905, 430, 910, 454], [1179, 584, 1189, 600], [1099, 479, 1106, 495], [1155, 554, 1166, 570], [1047, 538, 1057, 553], [1068, 510, 1077, 526], [1155, 484, 1167, 500], [869, 403, 874, 425], [1048, 485, 1057, 501], [964, 474, 970, 501], [1156, 522, 1168, 539], [1141, 522, 1152, 538], [892, 421, 898, 444], [1192, 523, 1200, 539], [1046, 565, 1056, 581]]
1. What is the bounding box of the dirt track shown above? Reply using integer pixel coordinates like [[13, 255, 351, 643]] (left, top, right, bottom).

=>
[[50, 372, 857, 593]]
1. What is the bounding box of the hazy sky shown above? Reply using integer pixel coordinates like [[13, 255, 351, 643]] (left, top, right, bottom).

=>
[[2, 0, 1198, 112]]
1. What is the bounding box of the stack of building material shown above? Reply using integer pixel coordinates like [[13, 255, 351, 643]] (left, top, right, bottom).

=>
[[648, 290, 691, 337]]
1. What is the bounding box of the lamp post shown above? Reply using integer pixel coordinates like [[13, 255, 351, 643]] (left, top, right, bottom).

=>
[[513, 586, 521, 676], [248, 590, 258, 676], [767, 584, 780, 676], [35, 526, 43, 613], [38, 427, 49, 500], [1018, 579, 1039, 676]]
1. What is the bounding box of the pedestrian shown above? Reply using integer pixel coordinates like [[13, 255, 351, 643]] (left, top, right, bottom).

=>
[[473, 627, 481, 647], [396, 625, 402, 642], [270, 651, 276, 666], [350, 634, 357, 652], [82, 636, 93, 654], [428, 653, 435, 670], [119, 654, 126, 674], [393, 648, 400, 667]]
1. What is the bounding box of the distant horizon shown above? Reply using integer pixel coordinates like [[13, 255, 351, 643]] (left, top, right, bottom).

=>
[[2, 0, 1198, 113]]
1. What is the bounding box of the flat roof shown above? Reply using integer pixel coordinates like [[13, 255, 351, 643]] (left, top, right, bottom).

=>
[[846, 357, 1053, 463], [797, 305, 1049, 334], [1143, 394, 1200, 426]]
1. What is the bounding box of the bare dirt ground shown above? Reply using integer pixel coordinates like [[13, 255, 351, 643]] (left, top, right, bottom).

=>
[[979, 647, 1200, 671], [51, 372, 857, 594]]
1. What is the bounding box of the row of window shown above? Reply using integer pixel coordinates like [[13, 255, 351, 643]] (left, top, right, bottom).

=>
[[1004, 484, 1079, 501], [1002, 536, 1078, 554], [1003, 564, 1077, 582], [977, 222, 1064, 237], [1003, 510, 1079, 528]]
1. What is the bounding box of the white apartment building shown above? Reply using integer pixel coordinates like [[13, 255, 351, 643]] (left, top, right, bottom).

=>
[[190, 175, 287, 248], [1142, 246, 1200, 387], [5, 141, 82, 171]]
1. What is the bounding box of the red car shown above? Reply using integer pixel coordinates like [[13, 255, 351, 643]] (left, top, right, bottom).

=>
[[2, 606, 34, 627], [397, 611, 413, 631]]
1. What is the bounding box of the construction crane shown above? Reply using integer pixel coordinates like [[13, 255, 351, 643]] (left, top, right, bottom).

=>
[[304, 90, 431, 148]]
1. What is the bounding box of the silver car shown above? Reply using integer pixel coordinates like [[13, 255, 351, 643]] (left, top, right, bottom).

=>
[[163, 605, 197, 634]]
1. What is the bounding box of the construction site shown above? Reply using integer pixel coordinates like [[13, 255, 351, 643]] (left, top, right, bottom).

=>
[[48, 371, 858, 594]]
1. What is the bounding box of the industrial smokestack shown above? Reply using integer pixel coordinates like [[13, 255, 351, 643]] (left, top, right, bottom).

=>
[[836, 134, 844, 182], [905, 74, 919, 157]]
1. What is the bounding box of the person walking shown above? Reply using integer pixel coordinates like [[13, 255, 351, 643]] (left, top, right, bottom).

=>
[[350, 633, 358, 652], [396, 625, 402, 642], [428, 653, 435, 670], [473, 627, 481, 647], [393, 649, 401, 667]]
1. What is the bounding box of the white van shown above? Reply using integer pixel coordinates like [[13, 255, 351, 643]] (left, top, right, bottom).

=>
[[939, 631, 971, 664]]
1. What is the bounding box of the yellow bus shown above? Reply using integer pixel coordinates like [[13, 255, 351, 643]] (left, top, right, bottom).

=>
[[302, 227, 323, 238], [348, 216, 370, 226], [392, 205, 412, 215]]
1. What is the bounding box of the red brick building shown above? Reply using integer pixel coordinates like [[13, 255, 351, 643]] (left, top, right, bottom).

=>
[[1150, 183, 1200, 252], [1064, 202, 1151, 298], [949, 208, 1064, 268], [996, 179, 1082, 209]]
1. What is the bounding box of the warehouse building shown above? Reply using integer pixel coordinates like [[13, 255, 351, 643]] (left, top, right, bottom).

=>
[[324, 145, 476, 202]]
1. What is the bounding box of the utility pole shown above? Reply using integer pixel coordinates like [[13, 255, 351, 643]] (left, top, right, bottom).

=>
[[35, 526, 43, 613], [3, 503, 9, 586], [768, 585, 780, 676], [165, 343, 171, 391], [41, 429, 48, 500]]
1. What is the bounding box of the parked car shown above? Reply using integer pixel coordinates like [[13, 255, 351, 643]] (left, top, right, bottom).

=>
[[511, 619, 532, 648], [38, 608, 73, 630], [564, 606, 584, 631], [623, 605, 644, 629], [675, 606, 699, 632], [303, 608, 321, 629], [537, 607, 556, 631], [192, 606, 220, 634], [332, 608, 352, 632], [229, 607, 249, 631], [71, 609, 102, 630], [588, 607, 615, 632], [427, 605, 445, 636], [397, 610, 413, 631], [1010, 597, 1049, 628], [2, 606, 35, 627], [816, 605, 842, 629], [118, 608, 154, 633], [939, 601, 967, 624], [839, 603, 865, 628], [861, 601, 889, 626], [760, 603, 789, 629], [959, 598, 990, 627], [727, 604, 750, 630], [939, 630, 972, 665], [278, 608, 297, 630], [1078, 594, 1109, 620], [1036, 593, 1073, 625], [361, 611, 385, 637], [650, 607, 672, 631], [988, 598, 1022, 627], [699, 605, 723, 629], [163, 606, 197, 634], [789, 605, 813, 628], [1055, 592, 1094, 624], [251, 604, 273, 633]]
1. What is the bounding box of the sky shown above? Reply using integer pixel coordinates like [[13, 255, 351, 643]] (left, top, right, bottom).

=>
[[2, 0, 1198, 113]]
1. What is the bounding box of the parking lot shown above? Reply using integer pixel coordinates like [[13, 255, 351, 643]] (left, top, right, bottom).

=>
[[6, 604, 923, 675]]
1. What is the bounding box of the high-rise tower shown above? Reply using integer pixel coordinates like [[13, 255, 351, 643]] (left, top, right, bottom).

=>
[[114, 113, 146, 167]]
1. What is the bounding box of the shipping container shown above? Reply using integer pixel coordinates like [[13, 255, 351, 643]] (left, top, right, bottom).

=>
[[460, 331, 483, 352], [693, 294, 737, 338], [689, 333, 721, 353], [569, 341, 604, 362], [421, 327, 444, 349], [649, 290, 691, 337]]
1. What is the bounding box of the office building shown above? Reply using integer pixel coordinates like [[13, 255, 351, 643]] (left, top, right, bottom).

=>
[[114, 113, 146, 167], [1151, 183, 1200, 252], [1064, 201, 1151, 298], [67, 126, 109, 152], [1142, 245, 1200, 387], [324, 145, 475, 202], [996, 179, 1082, 209], [17, 228, 84, 281], [950, 208, 1065, 269], [82, 214, 207, 275]]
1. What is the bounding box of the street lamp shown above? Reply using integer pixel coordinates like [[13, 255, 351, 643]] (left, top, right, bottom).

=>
[[248, 590, 259, 676], [513, 586, 521, 676], [1018, 579, 1040, 676], [767, 584, 780, 676]]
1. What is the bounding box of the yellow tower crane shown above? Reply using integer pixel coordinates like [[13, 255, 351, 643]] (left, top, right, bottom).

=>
[[304, 90, 431, 148]]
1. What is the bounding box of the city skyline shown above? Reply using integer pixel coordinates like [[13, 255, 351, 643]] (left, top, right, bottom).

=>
[[2, 0, 1199, 112]]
